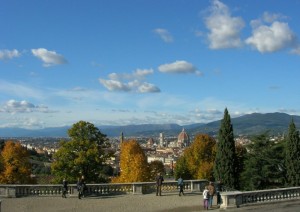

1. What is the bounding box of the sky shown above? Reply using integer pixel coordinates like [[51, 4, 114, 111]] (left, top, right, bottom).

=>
[[1, 0, 300, 129]]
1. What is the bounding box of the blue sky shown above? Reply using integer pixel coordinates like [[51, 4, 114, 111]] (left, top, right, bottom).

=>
[[1, 0, 300, 129]]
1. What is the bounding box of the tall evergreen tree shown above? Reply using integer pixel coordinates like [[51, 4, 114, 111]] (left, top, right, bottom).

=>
[[214, 108, 237, 189], [285, 119, 300, 186], [240, 133, 285, 191]]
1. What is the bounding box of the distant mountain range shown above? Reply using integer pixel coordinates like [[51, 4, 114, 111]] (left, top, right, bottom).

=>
[[0, 112, 299, 138]]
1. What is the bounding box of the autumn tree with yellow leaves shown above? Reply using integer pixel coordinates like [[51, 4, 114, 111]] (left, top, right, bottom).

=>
[[0, 141, 33, 184], [113, 139, 150, 183], [175, 134, 216, 180]]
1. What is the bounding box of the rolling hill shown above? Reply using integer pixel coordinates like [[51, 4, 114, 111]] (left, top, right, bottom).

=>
[[0, 112, 299, 138]]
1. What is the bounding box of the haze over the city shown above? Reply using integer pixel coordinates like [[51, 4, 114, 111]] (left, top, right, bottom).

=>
[[1, 0, 300, 129]]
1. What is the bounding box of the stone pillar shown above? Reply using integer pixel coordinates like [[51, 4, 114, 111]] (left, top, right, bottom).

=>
[[219, 191, 242, 209], [69, 186, 79, 198], [6, 187, 16, 198], [132, 183, 143, 195]]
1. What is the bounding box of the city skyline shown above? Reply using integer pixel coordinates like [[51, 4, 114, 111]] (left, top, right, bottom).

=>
[[1, 0, 300, 129]]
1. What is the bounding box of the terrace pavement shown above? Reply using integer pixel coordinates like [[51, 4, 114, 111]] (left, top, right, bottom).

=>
[[1, 192, 300, 212]]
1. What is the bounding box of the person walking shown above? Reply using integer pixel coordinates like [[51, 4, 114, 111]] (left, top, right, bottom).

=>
[[156, 172, 164, 196], [62, 178, 68, 198], [178, 176, 184, 196], [208, 182, 216, 208], [203, 186, 209, 210]]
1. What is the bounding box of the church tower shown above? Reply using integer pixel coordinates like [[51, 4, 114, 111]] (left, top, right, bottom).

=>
[[120, 132, 124, 144], [159, 132, 164, 147]]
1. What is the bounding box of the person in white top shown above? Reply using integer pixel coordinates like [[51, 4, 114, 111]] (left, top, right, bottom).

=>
[[203, 186, 209, 210]]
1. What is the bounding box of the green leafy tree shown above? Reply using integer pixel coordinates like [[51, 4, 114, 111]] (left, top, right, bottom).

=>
[[112, 139, 150, 182], [174, 156, 192, 180], [235, 143, 247, 189], [149, 160, 165, 180], [240, 133, 285, 190], [214, 108, 237, 189], [285, 119, 300, 186], [51, 121, 111, 183]]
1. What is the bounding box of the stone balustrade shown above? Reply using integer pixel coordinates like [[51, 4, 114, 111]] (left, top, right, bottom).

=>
[[220, 186, 300, 209], [0, 179, 208, 198]]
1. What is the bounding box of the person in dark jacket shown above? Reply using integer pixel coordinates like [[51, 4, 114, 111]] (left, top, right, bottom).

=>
[[77, 176, 86, 199], [62, 178, 68, 198], [156, 173, 164, 196], [216, 180, 223, 205], [178, 176, 184, 196]]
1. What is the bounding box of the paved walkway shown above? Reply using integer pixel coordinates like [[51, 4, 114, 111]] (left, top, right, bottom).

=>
[[1, 192, 300, 212]]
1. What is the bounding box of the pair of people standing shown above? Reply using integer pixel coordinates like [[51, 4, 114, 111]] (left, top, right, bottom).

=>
[[203, 182, 216, 209]]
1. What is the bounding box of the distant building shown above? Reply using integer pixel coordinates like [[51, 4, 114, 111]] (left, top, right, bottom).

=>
[[147, 137, 154, 148], [120, 132, 124, 144], [177, 128, 190, 148], [159, 132, 164, 147], [147, 156, 165, 163]]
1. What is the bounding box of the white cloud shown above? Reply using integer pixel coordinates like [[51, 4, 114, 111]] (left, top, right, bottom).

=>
[[134, 69, 154, 78], [190, 108, 223, 122], [31, 48, 67, 67], [23, 118, 45, 128], [99, 79, 131, 92], [246, 21, 296, 53], [108, 69, 154, 81], [99, 68, 160, 93], [0, 49, 21, 60], [138, 82, 160, 93], [262, 12, 286, 23], [99, 78, 160, 93], [1, 100, 55, 114], [153, 28, 174, 43], [158, 60, 200, 74], [0, 117, 45, 129], [204, 0, 245, 49], [1, 100, 35, 113]]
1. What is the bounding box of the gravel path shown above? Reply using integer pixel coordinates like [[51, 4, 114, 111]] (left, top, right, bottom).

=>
[[1, 192, 300, 212]]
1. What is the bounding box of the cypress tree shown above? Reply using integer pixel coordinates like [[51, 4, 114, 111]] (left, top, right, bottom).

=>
[[214, 108, 237, 189], [285, 119, 300, 186]]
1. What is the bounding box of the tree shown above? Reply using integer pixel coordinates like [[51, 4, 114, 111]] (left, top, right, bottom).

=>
[[51, 121, 111, 183], [285, 119, 300, 186], [0, 141, 33, 184], [112, 139, 150, 183], [214, 108, 237, 189], [240, 133, 285, 190], [235, 142, 247, 189], [0, 139, 5, 151], [175, 134, 216, 180], [174, 156, 192, 180], [149, 160, 165, 181]]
